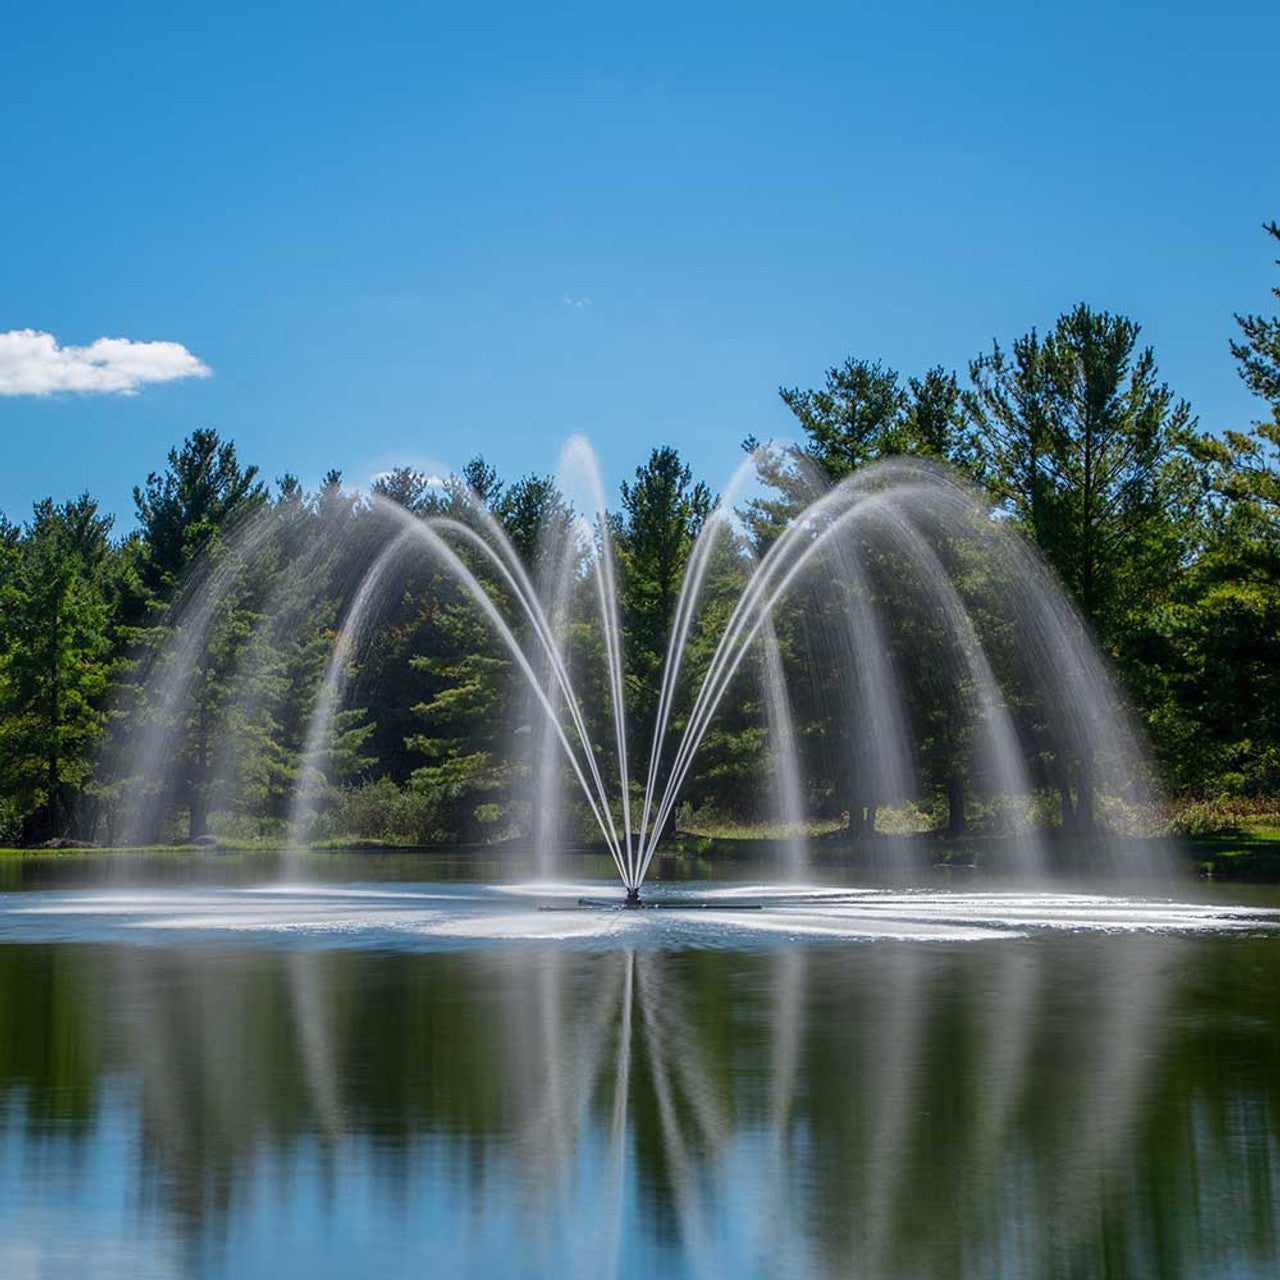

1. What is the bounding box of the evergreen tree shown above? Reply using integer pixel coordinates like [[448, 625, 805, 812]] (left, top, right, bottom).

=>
[[371, 466, 436, 514], [129, 430, 269, 839], [0, 496, 121, 840], [1223, 219, 1280, 518], [617, 447, 713, 739], [1232, 221, 1280, 410], [461, 456, 503, 509], [496, 474, 572, 565], [1146, 221, 1280, 796], [781, 357, 977, 479], [133, 428, 267, 597], [778, 359, 986, 833], [968, 305, 1203, 824], [968, 305, 1200, 639], [398, 461, 527, 841]]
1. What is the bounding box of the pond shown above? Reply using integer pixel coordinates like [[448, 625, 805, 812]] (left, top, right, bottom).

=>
[[1, 853, 1278, 1279]]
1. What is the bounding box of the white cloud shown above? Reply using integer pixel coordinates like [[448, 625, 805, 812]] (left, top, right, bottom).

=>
[[560, 294, 592, 311], [0, 328, 212, 397]]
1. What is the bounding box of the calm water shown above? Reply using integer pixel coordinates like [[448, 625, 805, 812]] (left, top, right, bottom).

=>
[[1, 853, 1278, 1279]]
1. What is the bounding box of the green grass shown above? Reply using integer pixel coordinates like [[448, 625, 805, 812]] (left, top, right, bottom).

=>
[[0, 843, 279, 858], [1184, 825, 1280, 881], [1163, 798, 1280, 880]]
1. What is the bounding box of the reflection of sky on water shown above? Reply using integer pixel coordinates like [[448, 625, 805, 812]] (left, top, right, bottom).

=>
[[0, 883, 1278, 1278]]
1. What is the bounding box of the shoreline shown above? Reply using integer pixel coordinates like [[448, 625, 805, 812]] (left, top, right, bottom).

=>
[[3, 829, 1280, 882]]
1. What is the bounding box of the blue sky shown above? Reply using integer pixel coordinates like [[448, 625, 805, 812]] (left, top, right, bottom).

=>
[[2, 1, 1278, 526]]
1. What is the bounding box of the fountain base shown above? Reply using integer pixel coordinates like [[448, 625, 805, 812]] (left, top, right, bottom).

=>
[[535, 895, 764, 911]]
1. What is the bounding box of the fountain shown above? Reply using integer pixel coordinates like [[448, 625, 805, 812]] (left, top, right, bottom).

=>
[[117, 438, 1156, 895]]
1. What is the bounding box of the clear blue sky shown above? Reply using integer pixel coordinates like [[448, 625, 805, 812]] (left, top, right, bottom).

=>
[[2, 1, 1278, 527]]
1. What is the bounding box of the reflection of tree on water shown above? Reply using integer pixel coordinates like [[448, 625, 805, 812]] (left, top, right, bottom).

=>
[[798, 938, 1182, 1280], [0, 937, 1278, 1277]]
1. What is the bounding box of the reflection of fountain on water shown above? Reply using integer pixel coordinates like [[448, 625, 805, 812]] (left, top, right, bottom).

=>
[[4, 908, 1280, 1277], [116, 438, 1159, 893], [757, 946, 813, 1277]]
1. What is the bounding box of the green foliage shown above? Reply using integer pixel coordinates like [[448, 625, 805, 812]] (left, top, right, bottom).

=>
[[781, 357, 977, 479], [383, 462, 572, 841], [968, 304, 1201, 639], [133, 428, 267, 597], [618, 446, 713, 730], [1232, 221, 1280, 409], [328, 776, 448, 844], [495, 473, 572, 563], [1164, 794, 1280, 839], [0, 496, 125, 840], [1135, 223, 1280, 798]]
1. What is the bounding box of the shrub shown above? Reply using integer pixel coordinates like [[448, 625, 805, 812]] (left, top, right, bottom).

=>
[[328, 777, 448, 845]]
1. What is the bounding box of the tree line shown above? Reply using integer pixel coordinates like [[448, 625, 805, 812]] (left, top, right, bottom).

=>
[[1, 222, 1277, 847]]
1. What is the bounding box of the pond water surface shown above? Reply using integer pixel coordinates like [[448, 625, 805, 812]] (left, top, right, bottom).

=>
[[1, 853, 1278, 1279]]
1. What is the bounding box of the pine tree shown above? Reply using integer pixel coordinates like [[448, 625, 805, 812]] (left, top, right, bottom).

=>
[[0, 497, 121, 840], [781, 358, 977, 479], [969, 304, 1200, 639], [129, 430, 269, 839], [1147, 220, 1280, 796], [617, 448, 713, 777], [1224, 219, 1280, 516], [969, 305, 1203, 824], [133, 428, 267, 597]]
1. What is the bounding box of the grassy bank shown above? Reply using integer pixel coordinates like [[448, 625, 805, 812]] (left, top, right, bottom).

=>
[[1184, 828, 1280, 881], [0, 843, 278, 857]]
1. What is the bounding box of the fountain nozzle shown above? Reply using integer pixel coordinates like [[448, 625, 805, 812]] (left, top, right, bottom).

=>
[[625, 886, 641, 907]]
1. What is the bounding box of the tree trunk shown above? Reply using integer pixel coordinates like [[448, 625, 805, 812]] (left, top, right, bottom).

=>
[[1058, 780, 1076, 832], [189, 714, 210, 841], [946, 774, 966, 837], [844, 785, 863, 836], [46, 613, 60, 840], [188, 785, 208, 841], [846, 790, 876, 837], [660, 802, 678, 844], [1076, 762, 1096, 833], [46, 751, 60, 841]]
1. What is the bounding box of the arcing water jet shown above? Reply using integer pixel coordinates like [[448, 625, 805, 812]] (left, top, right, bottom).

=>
[[119, 440, 1155, 895]]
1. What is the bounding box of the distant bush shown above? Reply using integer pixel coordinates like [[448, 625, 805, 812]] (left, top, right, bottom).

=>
[[870, 802, 935, 836], [328, 777, 449, 845], [1164, 795, 1280, 838], [208, 812, 289, 844], [0, 799, 21, 847]]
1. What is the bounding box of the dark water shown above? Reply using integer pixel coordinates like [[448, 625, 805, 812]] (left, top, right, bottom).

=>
[[1, 854, 1279, 1279]]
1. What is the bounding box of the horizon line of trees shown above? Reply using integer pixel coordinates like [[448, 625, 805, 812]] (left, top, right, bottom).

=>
[[1, 222, 1277, 847]]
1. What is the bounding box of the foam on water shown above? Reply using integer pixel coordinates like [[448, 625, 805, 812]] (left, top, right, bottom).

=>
[[1, 882, 1276, 951]]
